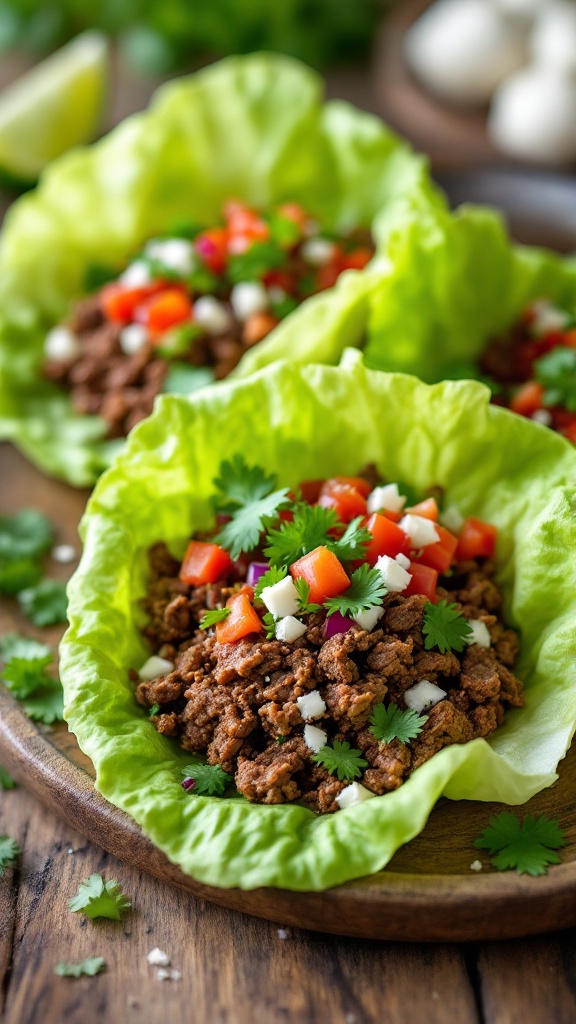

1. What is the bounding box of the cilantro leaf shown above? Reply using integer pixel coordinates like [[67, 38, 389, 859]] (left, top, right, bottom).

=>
[[0, 557, 43, 595], [200, 607, 231, 630], [227, 240, 286, 284], [0, 767, 16, 789], [474, 813, 567, 877], [22, 681, 64, 725], [2, 654, 53, 698], [213, 455, 278, 511], [534, 347, 576, 412], [328, 516, 371, 562], [149, 704, 160, 717], [254, 565, 287, 600], [0, 835, 20, 877], [68, 874, 132, 920], [264, 503, 340, 567], [55, 957, 106, 978], [370, 703, 428, 745], [261, 612, 278, 640], [215, 490, 290, 561], [18, 580, 68, 627], [0, 509, 53, 561], [312, 740, 368, 782], [0, 634, 52, 663], [294, 578, 322, 614], [422, 600, 473, 654], [324, 564, 386, 619], [181, 763, 233, 796]]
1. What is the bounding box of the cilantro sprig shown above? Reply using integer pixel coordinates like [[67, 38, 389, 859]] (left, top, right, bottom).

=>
[[0, 509, 53, 596], [200, 607, 231, 630], [474, 813, 567, 877], [55, 958, 106, 978], [1, 634, 64, 725], [0, 835, 20, 877], [422, 601, 472, 654], [181, 763, 233, 796], [261, 612, 278, 640], [264, 504, 369, 568], [369, 703, 427, 745], [324, 564, 386, 619], [68, 874, 132, 920], [294, 578, 321, 615], [213, 456, 290, 560], [534, 347, 576, 412], [254, 565, 287, 600], [17, 579, 68, 627], [312, 740, 367, 782]]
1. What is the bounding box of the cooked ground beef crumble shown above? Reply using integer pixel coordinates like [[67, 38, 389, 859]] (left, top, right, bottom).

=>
[[134, 542, 524, 814]]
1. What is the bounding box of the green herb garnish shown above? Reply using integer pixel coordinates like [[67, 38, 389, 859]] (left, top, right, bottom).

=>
[[422, 600, 472, 654], [294, 578, 322, 614], [213, 456, 290, 560], [0, 835, 20, 878], [474, 813, 567, 877], [55, 957, 106, 978], [312, 740, 367, 782], [369, 703, 427, 745], [254, 565, 287, 600], [200, 607, 231, 630], [68, 874, 132, 920], [324, 564, 386, 619], [534, 347, 576, 412], [181, 763, 233, 796], [18, 579, 68, 627]]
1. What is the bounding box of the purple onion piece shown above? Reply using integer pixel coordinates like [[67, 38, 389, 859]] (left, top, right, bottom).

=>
[[323, 611, 355, 639], [246, 561, 269, 588], [181, 778, 196, 792]]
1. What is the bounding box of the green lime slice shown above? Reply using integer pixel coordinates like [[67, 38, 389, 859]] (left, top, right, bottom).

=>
[[0, 32, 109, 185]]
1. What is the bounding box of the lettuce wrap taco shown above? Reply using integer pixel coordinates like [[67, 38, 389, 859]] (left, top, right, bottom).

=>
[[0, 52, 428, 485], [60, 354, 576, 891]]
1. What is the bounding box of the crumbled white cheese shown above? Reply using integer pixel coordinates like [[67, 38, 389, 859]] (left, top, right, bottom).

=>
[[399, 513, 439, 548], [193, 296, 232, 335], [395, 553, 411, 570], [296, 690, 326, 721], [376, 555, 412, 593], [230, 281, 269, 321], [138, 655, 175, 680], [157, 968, 181, 982], [466, 619, 491, 649], [52, 544, 76, 564], [145, 238, 196, 276], [366, 483, 406, 515], [277, 928, 289, 940], [336, 782, 375, 810], [275, 616, 307, 643], [470, 860, 483, 872], [119, 260, 152, 287], [260, 575, 299, 618], [404, 679, 447, 713], [120, 323, 149, 356], [531, 409, 553, 426], [301, 237, 336, 266], [352, 606, 385, 632], [530, 300, 568, 336], [147, 948, 171, 967], [439, 505, 465, 534], [303, 724, 327, 753], [44, 326, 80, 361]]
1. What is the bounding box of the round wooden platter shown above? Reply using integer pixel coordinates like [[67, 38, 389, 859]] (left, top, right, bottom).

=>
[[1, 446, 576, 943]]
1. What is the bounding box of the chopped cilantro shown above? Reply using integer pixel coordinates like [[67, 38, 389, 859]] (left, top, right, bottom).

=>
[[212, 456, 290, 560], [215, 491, 290, 561], [227, 240, 286, 284], [0, 835, 20, 877], [55, 957, 106, 978], [2, 655, 53, 698], [181, 763, 233, 796], [264, 503, 339, 567], [312, 740, 367, 782], [422, 600, 473, 654], [294, 578, 322, 615], [474, 813, 567, 877], [0, 635, 64, 725], [369, 703, 427, 745], [0, 634, 52, 663], [0, 557, 43, 596], [261, 612, 278, 640], [276, 735, 288, 744], [17, 579, 68, 627], [213, 456, 278, 512], [148, 704, 160, 717], [533, 347, 576, 412], [0, 767, 15, 789], [266, 211, 301, 248], [200, 607, 231, 630], [22, 683, 65, 724], [0, 509, 53, 561], [324, 564, 386, 619], [155, 322, 202, 358], [254, 565, 287, 600], [68, 874, 132, 920]]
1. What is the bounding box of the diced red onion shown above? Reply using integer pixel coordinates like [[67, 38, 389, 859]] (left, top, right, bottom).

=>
[[181, 778, 196, 792], [323, 612, 355, 639], [246, 561, 269, 588]]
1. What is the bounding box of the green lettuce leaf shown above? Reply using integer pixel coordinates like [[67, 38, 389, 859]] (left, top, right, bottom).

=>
[[0, 53, 427, 486], [61, 354, 576, 891]]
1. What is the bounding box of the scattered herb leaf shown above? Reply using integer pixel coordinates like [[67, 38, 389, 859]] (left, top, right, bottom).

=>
[[68, 874, 132, 920], [200, 607, 231, 630], [0, 835, 20, 877], [2, 654, 53, 698], [474, 813, 567, 877], [181, 763, 233, 796], [254, 566, 287, 600], [328, 515, 371, 562], [370, 703, 428, 745], [534, 347, 576, 412], [0, 767, 15, 789], [324, 564, 386, 619], [17, 580, 68, 627], [261, 612, 277, 640], [312, 740, 367, 782], [55, 957, 106, 978], [0, 557, 43, 596], [422, 600, 473, 654], [0, 509, 53, 561], [22, 682, 65, 725], [148, 704, 160, 717], [0, 634, 52, 663], [294, 578, 322, 615], [264, 503, 339, 567]]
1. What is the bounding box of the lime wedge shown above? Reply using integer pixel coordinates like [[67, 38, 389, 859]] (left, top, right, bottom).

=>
[[0, 32, 109, 185]]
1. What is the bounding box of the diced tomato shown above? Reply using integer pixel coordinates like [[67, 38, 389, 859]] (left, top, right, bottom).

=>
[[276, 202, 309, 233], [242, 312, 279, 346], [364, 513, 410, 565], [413, 524, 458, 574], [137, 288, 193, 335], [216, 592, 264, 644], [455, 518, 497, 562], [404, 563, 438, 602], [195, 227, 229, 274], [340, 247, 373, 271], [318, 478, 368, 523], [299, 479, 324, 504], [179, 540, 233, 586], [263, 269, 298, 293], [560, 418, 576, 444], [510, 381, 545, 417], [290, 546, 350, 605], [315, 260, 343, 292], [406, 497, 439, 521], [382, 508, 402, 524], [563, 329, 576, 348], [100, 282, 162, 325], [224, 201, 269, 241]]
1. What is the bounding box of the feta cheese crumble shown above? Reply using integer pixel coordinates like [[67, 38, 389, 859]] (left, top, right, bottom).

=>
[[119, 260, 152, 287], [275, 616, 307, 643], [44, 326, 80, 361], [366, 483, 406, 515], [399, 514, 439, 548], [470, 860, 483, 872], [260, 575, 299, 617], [193, 296, 232, 335], [439, 505, 465, 534], [466, 619, 491, 649], [296, 690, 326, 721], [52, 544, 76, 564], [303, 724, 328, 753], [301, 237, 336, 266], [145, 238, 195, 275], [138, 655, 175, 681], [376, 554, 412, 593], [352, 605, 384, 632], [335, 782, 375, 809], [120, 323, 149, 356], [395, 553, 411, 570], [404, 679, 447, 713], [147, 948, 171, 967], [230, 281, 269, 321]]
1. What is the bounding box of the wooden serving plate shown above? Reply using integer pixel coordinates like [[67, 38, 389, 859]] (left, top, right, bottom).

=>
[[0, 442, 575, 942]]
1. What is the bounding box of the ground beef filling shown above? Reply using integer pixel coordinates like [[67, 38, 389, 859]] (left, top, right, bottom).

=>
[[135, 544, 523, 814]]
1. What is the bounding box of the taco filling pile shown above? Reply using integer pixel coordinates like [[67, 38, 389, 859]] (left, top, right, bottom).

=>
[[42, 201, 373, 438], [134, 458, 523, 814]]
